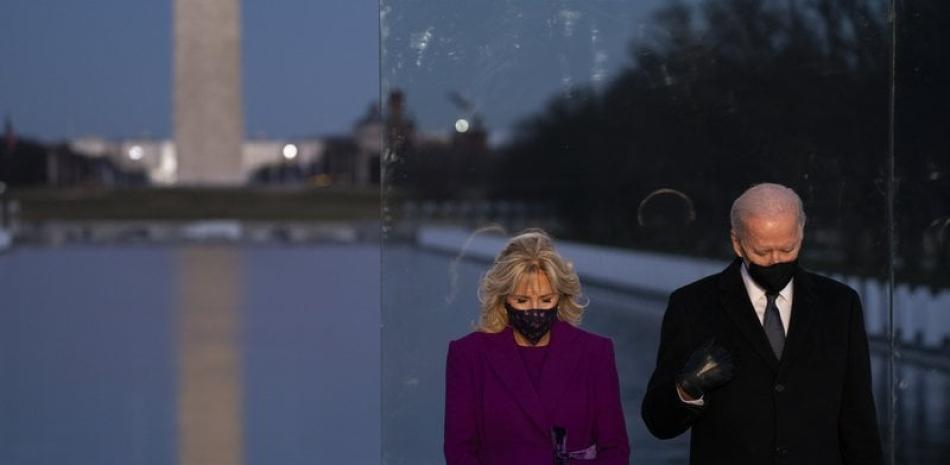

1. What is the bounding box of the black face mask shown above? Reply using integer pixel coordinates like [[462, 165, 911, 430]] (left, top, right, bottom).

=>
[[505, 302, 558, 346], [745, 258, 798, 294]]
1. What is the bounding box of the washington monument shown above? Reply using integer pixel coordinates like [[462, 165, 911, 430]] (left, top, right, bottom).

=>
[[173, 2, 247, 464], [174, 0, 244, 184]]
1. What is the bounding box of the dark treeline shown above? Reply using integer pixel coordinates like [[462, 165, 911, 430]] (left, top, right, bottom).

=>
[[0, 138, 146, 189], [388, 0, 949, 285], [496, 0, 891, 266], [892, 0, 950, 286]]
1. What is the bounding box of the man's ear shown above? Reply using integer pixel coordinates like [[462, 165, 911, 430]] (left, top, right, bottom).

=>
[[730, 231, 743, 258]]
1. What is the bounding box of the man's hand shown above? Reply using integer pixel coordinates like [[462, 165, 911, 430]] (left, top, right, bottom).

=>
[[676, 340, 734, 400]]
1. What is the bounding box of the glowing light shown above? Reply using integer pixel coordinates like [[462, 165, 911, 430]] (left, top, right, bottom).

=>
[[454, 119, 470, 133], [282, 144, 298, 160], [128, 145, 144, 160]]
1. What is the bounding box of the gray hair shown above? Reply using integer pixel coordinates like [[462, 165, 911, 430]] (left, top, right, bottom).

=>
[[730, 183, 807, 238]]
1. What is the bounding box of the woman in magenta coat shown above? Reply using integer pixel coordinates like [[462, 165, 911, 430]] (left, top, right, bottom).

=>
[[444, 229, 630, 465]]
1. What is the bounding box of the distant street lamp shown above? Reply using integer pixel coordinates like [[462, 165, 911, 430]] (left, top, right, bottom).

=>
[[454, 118, 470, 133], [282, 143, 298, 161], [128, 145, 144, 161]]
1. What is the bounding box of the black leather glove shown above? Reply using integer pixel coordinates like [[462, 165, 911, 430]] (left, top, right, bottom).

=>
[[676, 339, 734, 400]]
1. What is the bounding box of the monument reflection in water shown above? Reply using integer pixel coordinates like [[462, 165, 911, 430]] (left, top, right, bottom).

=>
[[0, 244, 381, 465]]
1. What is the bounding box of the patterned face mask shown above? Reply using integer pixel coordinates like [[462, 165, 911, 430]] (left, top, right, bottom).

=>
[[505, 302, 558, 345]]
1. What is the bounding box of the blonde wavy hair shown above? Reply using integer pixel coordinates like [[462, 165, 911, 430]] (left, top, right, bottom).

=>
[[476, 229, 587, 333]]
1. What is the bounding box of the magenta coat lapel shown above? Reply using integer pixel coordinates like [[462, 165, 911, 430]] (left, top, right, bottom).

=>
[[537, 321, 585, 422], [446, 322, 631, 465], [483, 326, 550, 435], [483, 320, 586, 436]]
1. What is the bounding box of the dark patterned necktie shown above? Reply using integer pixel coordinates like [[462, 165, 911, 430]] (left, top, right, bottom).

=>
[[764, 292, 786, 360]]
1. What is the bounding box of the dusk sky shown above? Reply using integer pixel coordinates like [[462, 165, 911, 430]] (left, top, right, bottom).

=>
[[1, 0, 664, 143], [0, 0, 378, 141], [381, 1, 662, 142]]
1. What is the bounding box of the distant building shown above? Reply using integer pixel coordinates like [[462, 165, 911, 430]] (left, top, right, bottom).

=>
[[71, 138, 177, 185], [70, 138, 325, 186], [63, 93, 441, 188], [327, 103, 382, 186], [68, 108, 383, 187]]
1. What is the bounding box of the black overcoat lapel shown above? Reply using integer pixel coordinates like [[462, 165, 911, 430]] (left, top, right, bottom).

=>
[[718, 259, 780, 372], [777, 268, 818, 375]]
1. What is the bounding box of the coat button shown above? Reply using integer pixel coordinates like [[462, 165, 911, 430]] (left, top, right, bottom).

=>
[[774, 384, 785, 392]]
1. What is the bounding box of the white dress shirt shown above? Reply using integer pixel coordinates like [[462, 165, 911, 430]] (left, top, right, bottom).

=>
[[739, 261, 793, 336], [679, 261, 794, 405]]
